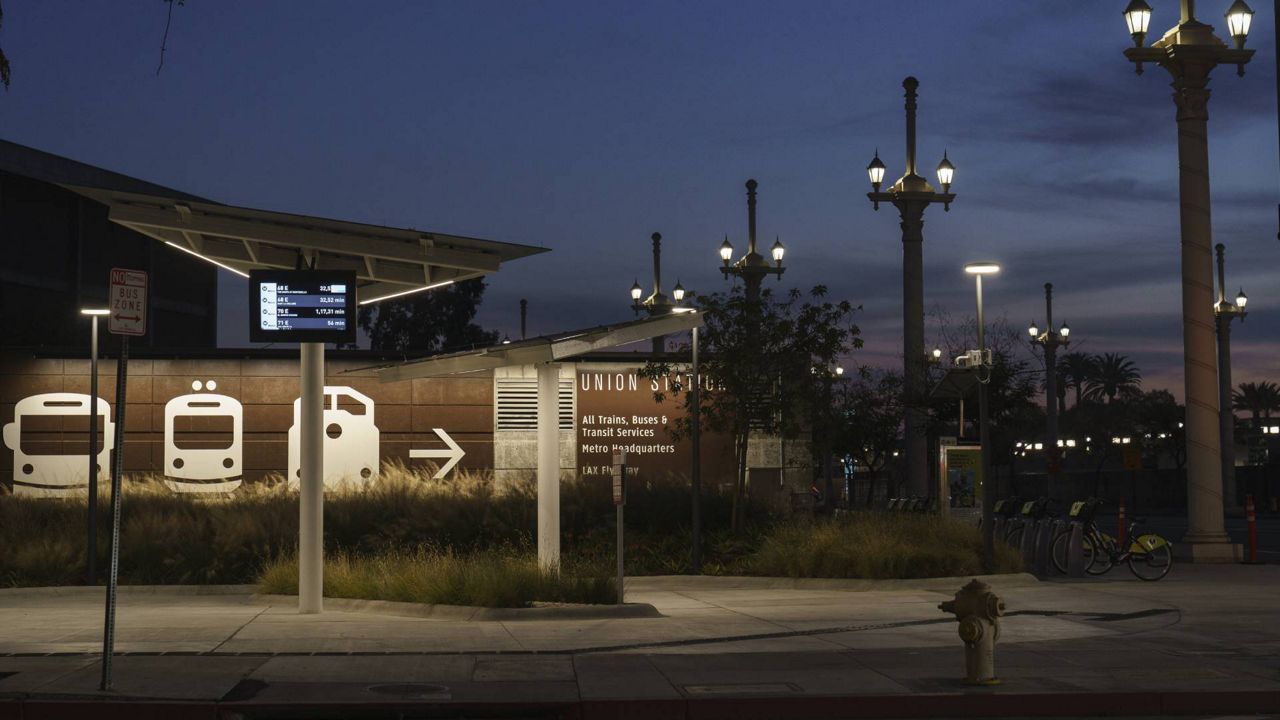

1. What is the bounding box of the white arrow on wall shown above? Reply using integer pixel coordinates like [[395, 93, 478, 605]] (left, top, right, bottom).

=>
[[409, 428, 466, 479]]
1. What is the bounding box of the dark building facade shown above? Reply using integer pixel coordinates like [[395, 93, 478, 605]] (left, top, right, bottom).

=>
[[0, 140, 217, 351]]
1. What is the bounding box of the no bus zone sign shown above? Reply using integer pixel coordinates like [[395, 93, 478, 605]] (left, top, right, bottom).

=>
[[109, 268, 148, 337]]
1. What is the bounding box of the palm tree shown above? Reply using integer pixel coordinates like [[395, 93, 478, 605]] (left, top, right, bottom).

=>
[[1233, 381, 1280, 425], [1083, 353, 1141, 404], [1058, 352, 1097, 408]]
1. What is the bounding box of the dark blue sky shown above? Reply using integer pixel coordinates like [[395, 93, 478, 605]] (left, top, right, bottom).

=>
[[4, 1, 1278, 395]]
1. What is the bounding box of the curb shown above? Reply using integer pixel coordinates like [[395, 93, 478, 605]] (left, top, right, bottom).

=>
[[625, 572, 1040, 593], [250, 594, 663, 621], [3, 689, 1278, 719]]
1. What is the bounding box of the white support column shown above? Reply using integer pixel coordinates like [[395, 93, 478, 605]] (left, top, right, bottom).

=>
[[537, 361, 561, 571], [299, 342, 325, 613]]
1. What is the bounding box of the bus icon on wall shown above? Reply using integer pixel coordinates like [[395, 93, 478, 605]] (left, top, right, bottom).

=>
[[3, 393, 115, 496]]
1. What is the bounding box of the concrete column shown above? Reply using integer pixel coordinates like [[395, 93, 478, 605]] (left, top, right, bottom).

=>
[[898, 200, 928, 498], [537, 361, 561, 571], [1170, 67, 1234, 558], [299, 342, 324, 613]]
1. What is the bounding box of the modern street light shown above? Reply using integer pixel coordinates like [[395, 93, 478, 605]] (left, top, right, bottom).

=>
[[1029, 283, 1070, 486], [629, 232, 679, 353], [1123, 0, 1253, 560], [80, 307, 110, 585], [1213, 242, 1247, 510], [963, 262, 1000, 571], [867, 76, 956, 499]]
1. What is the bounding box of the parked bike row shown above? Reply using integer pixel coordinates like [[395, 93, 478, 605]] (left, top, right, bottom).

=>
[[986, 496, 1174, 581]]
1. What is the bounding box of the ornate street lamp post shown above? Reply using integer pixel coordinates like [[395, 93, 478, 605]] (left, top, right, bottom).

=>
[[719, 179, 785, 302], [1213, 242, 1247, 509], [1123, 0, 1253, 560], [629, 232, 686, 353], [867, 77, 955, 499], [1028, 284, 1070, 485]]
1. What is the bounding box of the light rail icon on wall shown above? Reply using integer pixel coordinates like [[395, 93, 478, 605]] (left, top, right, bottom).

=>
[[163, 380, 243, 494]]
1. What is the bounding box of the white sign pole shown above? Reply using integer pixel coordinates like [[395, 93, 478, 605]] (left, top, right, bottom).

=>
[[298, 342, 325, 614]]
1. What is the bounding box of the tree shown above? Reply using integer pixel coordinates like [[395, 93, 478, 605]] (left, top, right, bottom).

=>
[[1083, 352, 1142, 404], [1, 3, 11, 90], [1132, 389, 1186, 469], [357, 278, 500, 353], [828, 368, 902, 505], [1058, 352, 1097, 409], [642, 285, 860, 532], [1233, 381, 1280, 425]]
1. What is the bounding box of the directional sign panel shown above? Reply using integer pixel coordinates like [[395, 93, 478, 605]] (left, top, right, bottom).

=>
[[108, 268, 148, 336]]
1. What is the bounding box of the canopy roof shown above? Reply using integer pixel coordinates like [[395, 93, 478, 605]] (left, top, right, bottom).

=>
[[62, 184, 547, 305], [376, 311, 704, 382]]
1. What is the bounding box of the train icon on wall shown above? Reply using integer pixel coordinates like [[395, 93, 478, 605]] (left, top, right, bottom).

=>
[[4, 384, 463, 496]]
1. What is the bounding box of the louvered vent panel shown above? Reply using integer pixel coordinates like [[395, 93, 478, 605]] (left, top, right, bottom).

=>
[[496, 378, 574, 430]]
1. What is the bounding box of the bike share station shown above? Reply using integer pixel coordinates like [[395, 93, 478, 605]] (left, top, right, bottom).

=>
[[63, 185, 546, 687]]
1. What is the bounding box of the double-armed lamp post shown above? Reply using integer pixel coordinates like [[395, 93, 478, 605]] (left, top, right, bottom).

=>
[[629, 232, 687, 353], [1213, 242, 1247, 509], [1122, 0, 1254, 560], [1028, 284, 1070, 484], [718, 179, 786, 302], [867, 76, 955, 499]]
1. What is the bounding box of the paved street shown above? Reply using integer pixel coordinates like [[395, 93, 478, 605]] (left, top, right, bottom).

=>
[[1, 565, 1278, 718]]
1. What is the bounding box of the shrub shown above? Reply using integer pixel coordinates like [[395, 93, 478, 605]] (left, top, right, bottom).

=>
[[258, 546, 615, 607], [744, 513, 1023, 579]]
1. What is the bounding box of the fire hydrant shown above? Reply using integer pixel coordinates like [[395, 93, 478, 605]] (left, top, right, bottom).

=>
[[938, 579, 1005, 685]]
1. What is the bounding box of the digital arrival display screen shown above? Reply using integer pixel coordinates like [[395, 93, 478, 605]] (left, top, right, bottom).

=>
[[248, 270, 358, 344]]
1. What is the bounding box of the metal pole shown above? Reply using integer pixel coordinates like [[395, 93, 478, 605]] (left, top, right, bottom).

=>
[[616, 501, 625, 604], [976, 275, 994, 571], [520, 299, 527, 340], [99, 336, 127, 691], [537, 361, 561, 571], [904, 77, 918, 177], [298, 342, 324, 614], [691, 326, 702, 574], [901, 202, 928, 497], [1216, 245, 1238, 510], [1172, 63, 1231, 552], [1275, 0, 1279, 240], [746, 180, 758, 256], [1044, 284, 1060, 486], [87, 316, 99, 586], [651, 232, 665, 354]]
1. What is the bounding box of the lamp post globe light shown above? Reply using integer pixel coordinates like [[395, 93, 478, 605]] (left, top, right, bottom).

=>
[[1123, 0, 1253, 561], [867, 77, 956, 499], [1029, 283, 1070, 486], [963, 262, 999, 570], [1213, 242, 1247, 510]]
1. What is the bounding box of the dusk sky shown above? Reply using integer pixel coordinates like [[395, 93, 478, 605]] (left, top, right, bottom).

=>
[[4, 1, 1278, 397]]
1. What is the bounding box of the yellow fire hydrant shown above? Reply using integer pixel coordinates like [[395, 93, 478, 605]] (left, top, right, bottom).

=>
[[938, 579, 1005, 685]]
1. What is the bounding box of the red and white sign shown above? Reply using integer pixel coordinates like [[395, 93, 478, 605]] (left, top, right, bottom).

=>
[[109, 268, 148, 336]]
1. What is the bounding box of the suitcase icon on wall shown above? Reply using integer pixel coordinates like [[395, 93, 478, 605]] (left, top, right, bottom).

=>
[[3, 393, 115, 497], [163, 380, 243, 494], [287, 386, 380, 490]]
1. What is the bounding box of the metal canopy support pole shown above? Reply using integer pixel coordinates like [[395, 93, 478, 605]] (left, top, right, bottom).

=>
[[690, 326, 702, 574], [87, 316, 99, 586], [537, 361, 561, 571], [299, 342, 325, 614]]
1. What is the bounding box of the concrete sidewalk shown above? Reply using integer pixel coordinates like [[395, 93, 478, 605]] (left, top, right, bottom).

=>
[[1, 565, 1278, 718]]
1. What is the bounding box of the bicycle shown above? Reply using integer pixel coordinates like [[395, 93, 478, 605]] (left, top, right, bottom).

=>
[[1051, 499, 1174, 581], [1083, 515, 1174, 581]]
